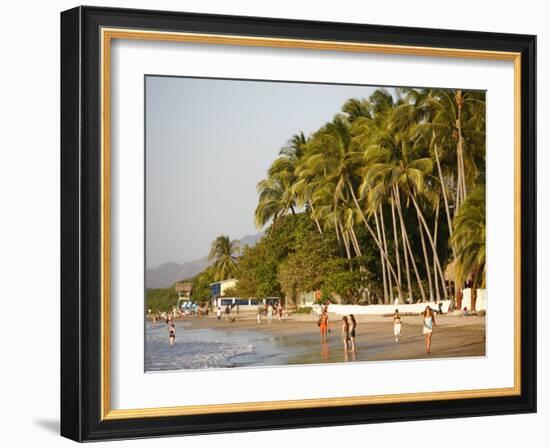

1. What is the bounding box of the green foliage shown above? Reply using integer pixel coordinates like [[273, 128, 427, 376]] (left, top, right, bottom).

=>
[[450, 185, 486, 286], [293, 307, 313, 314], [194, 87, 487, 307], [190, 267, 215, 303], [146, 287, 178, 313]]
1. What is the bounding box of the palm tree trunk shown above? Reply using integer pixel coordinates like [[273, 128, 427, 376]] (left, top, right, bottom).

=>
[[338, 220, 353, 269], [333, 218, 344, 258], [390, 198, 403, 302], [455, 90, 467, 209], [374, 210, 389, 303], [379, 205, 394, 302], [409, 193, 448, 299], [308, 201, 324, 236], [403, 223, 427, 302], [392, 188, 427, 302], [393, 187, 413, 302], [432, 198, 442, 302], [345, 178, 400, 285], [417, 211, 434, 302], [434, 143, 456, 259], [349, 225, 362, 257]]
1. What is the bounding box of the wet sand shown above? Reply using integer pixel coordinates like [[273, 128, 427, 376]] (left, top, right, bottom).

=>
[[163, 312, 486, 366]]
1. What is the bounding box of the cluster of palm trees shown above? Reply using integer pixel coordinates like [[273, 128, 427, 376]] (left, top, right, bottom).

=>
[[255, 87, 486, 307]]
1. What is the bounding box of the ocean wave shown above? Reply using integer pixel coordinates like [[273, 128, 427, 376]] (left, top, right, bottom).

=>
[[145, 325, 255, 371]]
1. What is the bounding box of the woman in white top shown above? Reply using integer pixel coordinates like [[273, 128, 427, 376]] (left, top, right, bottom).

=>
[[267, 304, 273, 324], [422, 306, 437, 354], [393, 309, 402, 342]]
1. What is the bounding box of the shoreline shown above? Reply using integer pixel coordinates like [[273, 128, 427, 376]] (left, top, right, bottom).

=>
[[147, 313, 486, 369]]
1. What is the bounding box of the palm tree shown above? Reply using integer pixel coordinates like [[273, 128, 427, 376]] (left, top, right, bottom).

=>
[[255, 133, 307, 229], [305, 114, 401, 300], [209, 236, 240, 281], [450, 185, 486, 310], [255, 175, 296, 228]]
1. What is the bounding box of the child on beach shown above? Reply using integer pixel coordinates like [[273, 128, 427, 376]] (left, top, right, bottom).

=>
[[349, 314, 357, 351], [168, 323, 176, 346], [277, 303, 283, 323], [422, 306, 437, 353], [216, 306, 222, 321], [393, 309, 402, 342]]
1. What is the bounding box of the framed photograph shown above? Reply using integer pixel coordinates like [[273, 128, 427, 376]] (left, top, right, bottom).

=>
[[60, 6, 536, 441]]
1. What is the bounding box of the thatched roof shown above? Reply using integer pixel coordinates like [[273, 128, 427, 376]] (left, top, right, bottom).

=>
[[444, 259, 457, 282], [444, 259, 474, 284], [175, 281, 192, 293]]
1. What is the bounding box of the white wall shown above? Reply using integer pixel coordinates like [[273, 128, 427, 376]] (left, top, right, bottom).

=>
[[0, 0, 545, 446]]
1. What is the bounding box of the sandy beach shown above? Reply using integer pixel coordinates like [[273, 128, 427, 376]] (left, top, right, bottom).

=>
[[146, 312, 486, 370]]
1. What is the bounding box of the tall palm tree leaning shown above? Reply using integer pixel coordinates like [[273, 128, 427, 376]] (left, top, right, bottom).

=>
[[209, 235, 240, 281]]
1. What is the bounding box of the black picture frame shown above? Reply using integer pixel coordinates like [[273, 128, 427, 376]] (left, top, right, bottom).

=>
[[61, 5, 536, 442]]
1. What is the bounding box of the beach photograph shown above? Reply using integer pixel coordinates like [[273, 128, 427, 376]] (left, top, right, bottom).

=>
[[144, 76, 486, 372]]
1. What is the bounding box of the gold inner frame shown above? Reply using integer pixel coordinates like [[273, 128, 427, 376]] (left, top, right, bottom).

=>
[[100, 28, 522, 421]]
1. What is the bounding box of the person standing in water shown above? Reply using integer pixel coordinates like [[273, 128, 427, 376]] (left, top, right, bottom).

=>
[[256, 304, 263, 324], [277, 303, 283, 323], [168, 323, 176, 346], [341, 316, 350, 352], [422, 306, 437, 353], [393, 309, 402, 342], [319, 310, 330, 343], [349, 314, 357, 352]]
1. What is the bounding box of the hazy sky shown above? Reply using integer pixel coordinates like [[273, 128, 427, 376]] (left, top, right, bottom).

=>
[[146, 76, 396, 269]]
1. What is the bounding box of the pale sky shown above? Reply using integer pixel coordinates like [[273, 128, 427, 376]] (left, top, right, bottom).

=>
[[145, 76, 396, 269]]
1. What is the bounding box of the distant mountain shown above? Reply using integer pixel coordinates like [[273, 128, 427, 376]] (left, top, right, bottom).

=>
[[238, 232, 264, 248], [145, 231, 264, 289]]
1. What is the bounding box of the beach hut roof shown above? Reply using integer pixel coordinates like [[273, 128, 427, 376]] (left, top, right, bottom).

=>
[[444, 259, 475, 284], [175, 281, 192, 293], [444, 259, 457, 282]]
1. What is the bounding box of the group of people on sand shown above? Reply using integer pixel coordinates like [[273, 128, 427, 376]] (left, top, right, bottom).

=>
[[213, 302, 284, 325], [317, 307, 357, 353], [257, 303, 283, 324], [320, 304, 438, 355]]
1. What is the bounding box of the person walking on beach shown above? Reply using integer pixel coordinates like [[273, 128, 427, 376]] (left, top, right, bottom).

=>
[[225, 304, 231, 322], [393, 309, 402, 342], [257, 304, 263, 324], [267, 304, 274, 324], [422, 306, 437, 353], [216, 306, 222, 321], [277, 303, 283, 323], [319, 310, 330, 343], [341, 316, 350, 352], [348, 314, 357, 351], [168, 323, 176, 346]]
